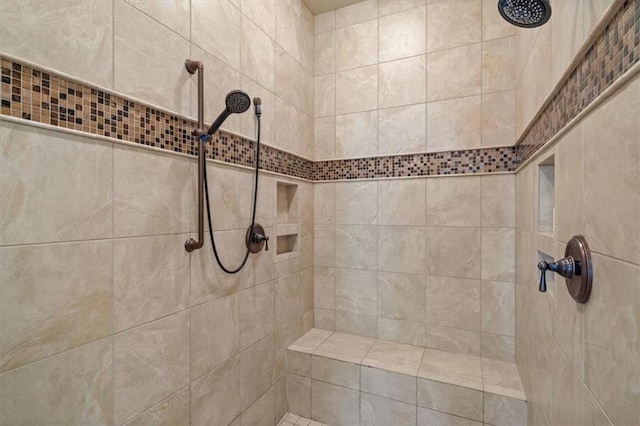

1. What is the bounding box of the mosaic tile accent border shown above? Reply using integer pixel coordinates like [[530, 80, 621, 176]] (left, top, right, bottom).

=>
[[1, 0, 638, 181], [516, 0, 640, 163]]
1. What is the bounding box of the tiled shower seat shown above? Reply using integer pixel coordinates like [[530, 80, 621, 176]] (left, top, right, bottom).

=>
[[286, 329, 526, 426]]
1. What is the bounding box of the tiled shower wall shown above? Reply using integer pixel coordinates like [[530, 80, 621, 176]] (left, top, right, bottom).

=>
[[0, 0, 314, 424], [513, 1, 640, 425]]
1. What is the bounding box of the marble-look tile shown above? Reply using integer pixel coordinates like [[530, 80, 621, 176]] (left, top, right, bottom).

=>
[[335, 268, 378, 315], [378, 179, 426, 225], [314, 30, 335, 76], [277, 47, 302, 109], [0, 123, 112, 246], [419, 348, 483, 390], [288, 350, 311, 377], [418, 379, 483, 421], [482, 37, 515, 94], [0, 0, 113, 88], [240, 335, 275, 411], [314, 225, 335, 267], [482, 358, 525, 400], [515, 163, 535, 233], [426, 177, 481, 227], [378, 318, 427, 347], [314, 116, 336, 159], [481, 333, 515, 362], [482, 91, 515, 147], [555, 125, 584, 244], [190, 356, 241, 426], [274, 98, 301, 154], [114, 145, 191, 237], [426, 227, 482, 279], [314, 74, 335, 118], [114, 312, 190, 425], [335, 0, 378, 27], [287, 374, 311, 418], [312, 355, 360, 389], [481, 228, 515, 282], [379, 55, 427, 108], [361, 393, 417, 426], [335, 111, 378, 158], [0, 241, 112, 373], [426, 325, 481, 357], [336, 20, 378, 71], [289, 329, 333, 354], [584, 0, 614, 36], [124, 387, 189, 426], [378, 104, 427, 155], [481, 174, 515, 227], [123, 0, 189, 37], [336, 65, 378, 114], [427, 0, 482, 52], [313, 332, 375, 364], [241, 388, 275, 426], [240, 281, 274, 350], [275, 272, 303, 329], [378, 271, 426, 323], [427, 44, 482, 102], [314, 309, 336, 331], [379, 6, 427, 62], [314, 267, 335, 310], [361, 365, 417, 404], [314, 183, 335, 225], [583, 77, 640, 265], [481, 0, 515, 40], [315, 10, 335, 34], [583, 384, 614, 426], [0, 338, 113, 425], [418, 408, 482, 426], [114, 0, 190, 115], [550, 0, 584, 84], [241, 16, 275, 91], [241, 0, 276, 39], [192, 0, 241, 68], [312, 380, 360, 425], [426, 276, 481, 330], [335, 311, 378, 338], [240, 76, 276, 145], [362, 339, 425, 376], [427, 96, 482, 152], [481, 281, 515, 336], [335, 225, 378, 270], [378, 226, 427, 274], [484, 393, 527, 425], [113, 234, 188, 332], [550, 349, 583, 426], [584, 254, 640, 425], [379, 0, 426, 16]]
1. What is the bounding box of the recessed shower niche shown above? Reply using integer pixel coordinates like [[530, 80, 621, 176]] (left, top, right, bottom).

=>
[[537, 155, 555, 235], [276, 181, 299, 258]]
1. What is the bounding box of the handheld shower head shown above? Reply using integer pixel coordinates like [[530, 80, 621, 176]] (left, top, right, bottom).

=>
[[497, 0, 551, 28], [207, 90, 251, 136]]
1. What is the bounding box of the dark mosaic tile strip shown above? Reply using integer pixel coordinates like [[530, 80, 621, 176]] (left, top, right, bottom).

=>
[[516, 0, 640, 165]]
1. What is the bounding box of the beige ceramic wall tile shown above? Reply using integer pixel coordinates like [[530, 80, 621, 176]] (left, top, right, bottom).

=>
[[481, 227, 515, 282], [335, 111, 378, 158], [314, 116, 336, 159], [113, 234, 189, 332], [242, 0, 276, 39], [240, 335, 275, 411], [0, 0, 113, 88], [0, 240, 112, 373], [314, 183, 336, 225], [378, 226, 427, 274], [311, 380, 360, 425], [427, 96, 482, 152], [378, 104, 427, 155], [314, 331, 375, 364], [426, 227, 482, 279], [515, 163, 536, 233], [122, 0, 189, 37], [191, 355, 241, 425], [314, 308, 336, 330], [417, 379, 483, 421], [427, 44, 482, 102], [114, 312, 190, 425], [379, 6, 427, 62], [484, 393, 527, 425], [311, 355, 360, 389], [361, 393, 418, 425], [482, 36, 516, 94], [482, 91, 516, 147], [481, 174, 515, 227], [418, 407, 482, 426], [0, 338, 113, 425], [481, 333, 515, 362], [335, 181, 378, 225], [361, 365, 417, 404], [314, 267, 335, 311], [336, 65, 378, 114], [426, 276, 480, 330], [335, 0, 378, 28], [426, 177, 481, 227], [240, 76, 275, 145], [378, 271, 426, 323], [287, 374, 311, 417], [274, 98, 301, 154], [481, 0, 515, 40], [277, 47, 302, 109], [124, 387, 190, 426], [550, 349, 583, 426], [240, 387, 275, 426], [555, 126, 584, 244], [335, 268, 378, 315], [378, 317, 427, 347], [419, 348, 483, 390], [551, 0, 585, 84], [362, 339, 425, 376], [583, 77, 640, 265], [275, 272, 303, 328], [288, 350, 311, 377], [378, 179, 426, 225], [335, 225, 378, 270], [315, 10, 336, 34], [379, 0, 427, 16], [114, 145, 191, 237], [0, 123, 112, 246], [379, 55, 427, 108], [427, 0, 482, 52], [240, 281, 274, 350], [314, 30, 336, 76], [191, 0, 241, 68], [241, 17, 275, 91], [314, 225, 335, 267], [481, 281, 515, 336], [336, 20, 378, 71], [425, 324, 481, 356], [584, 0, 614, 37]]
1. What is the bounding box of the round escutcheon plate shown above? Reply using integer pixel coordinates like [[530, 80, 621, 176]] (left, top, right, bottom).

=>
[[564, 235, 593, 303]]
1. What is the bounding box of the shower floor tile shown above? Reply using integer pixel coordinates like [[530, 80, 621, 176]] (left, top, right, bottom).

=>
[[278, 412, 328, 426]]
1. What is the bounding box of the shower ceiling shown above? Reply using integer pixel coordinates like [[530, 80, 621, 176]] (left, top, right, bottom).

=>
[[303, 0, 363, 15]]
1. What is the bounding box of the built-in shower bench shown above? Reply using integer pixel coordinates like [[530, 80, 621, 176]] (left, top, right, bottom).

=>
[[286, 329, 526, 426]]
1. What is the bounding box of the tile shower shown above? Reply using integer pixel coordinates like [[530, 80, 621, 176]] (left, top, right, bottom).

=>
[[0, 1, 638, 426]]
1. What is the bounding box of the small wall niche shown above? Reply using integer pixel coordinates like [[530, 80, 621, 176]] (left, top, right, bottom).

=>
[[275, 181, 299, 259], [538, 155, 555, 235]]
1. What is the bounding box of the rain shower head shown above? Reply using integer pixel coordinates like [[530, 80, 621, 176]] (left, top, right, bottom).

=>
[[497, 0, 551, 28], [207, 90, 251, 136]]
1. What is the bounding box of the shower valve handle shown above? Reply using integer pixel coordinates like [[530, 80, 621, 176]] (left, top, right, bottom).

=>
[[253, 233, 269, 251], [537, 257, 576, 292]]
